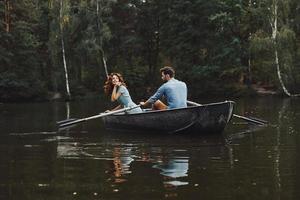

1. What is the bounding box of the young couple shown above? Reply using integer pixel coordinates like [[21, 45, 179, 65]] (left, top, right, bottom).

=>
[[104, 66, 187, 114]]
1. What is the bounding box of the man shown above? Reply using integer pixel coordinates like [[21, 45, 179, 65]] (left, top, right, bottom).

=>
[[140, 66, 187, 109]]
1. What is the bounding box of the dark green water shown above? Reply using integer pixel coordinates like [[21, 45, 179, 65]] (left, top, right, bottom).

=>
[[0, 97, 300, 200]]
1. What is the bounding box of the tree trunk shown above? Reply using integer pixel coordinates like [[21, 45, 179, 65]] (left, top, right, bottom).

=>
[[247, 0, 252, 86], [4, 0, 11, 32], [60, 0, 71, 99], [96, 0, 109, 78], [270, 0, 299, 97]]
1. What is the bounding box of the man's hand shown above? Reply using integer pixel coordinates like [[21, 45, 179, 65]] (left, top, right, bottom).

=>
[[139, 101, 146, 107]]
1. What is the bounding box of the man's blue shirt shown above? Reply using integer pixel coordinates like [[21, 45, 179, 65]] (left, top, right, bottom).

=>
[[148, 78, 187, 109]]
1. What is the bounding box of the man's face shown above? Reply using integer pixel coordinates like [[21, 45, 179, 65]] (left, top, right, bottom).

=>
[[161, 72, 170, 82], [161, 72, 167, 82]]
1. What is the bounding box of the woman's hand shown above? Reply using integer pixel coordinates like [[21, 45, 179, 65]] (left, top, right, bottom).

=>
[[99, 110, 110, 114], [112, 81, 121, 88], [111, 83, 121, 101], [115, 81, 122, 86]]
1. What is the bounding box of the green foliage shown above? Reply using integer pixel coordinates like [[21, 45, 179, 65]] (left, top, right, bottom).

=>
[[190, 65, 221, 79], [277, 27, 298, 90], [248, 0, 300, 92], [0, 0, 47, 101], [1, 0, 300, 102], [0, 72, 46, 102], [250, 33, 273, 53]]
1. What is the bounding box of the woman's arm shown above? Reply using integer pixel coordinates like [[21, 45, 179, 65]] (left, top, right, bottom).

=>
[[111, 85, 121, 101], [105, 104, 123, 113]]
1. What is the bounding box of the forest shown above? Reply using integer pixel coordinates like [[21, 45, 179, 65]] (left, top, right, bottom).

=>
[[1, 0, 300, 102]]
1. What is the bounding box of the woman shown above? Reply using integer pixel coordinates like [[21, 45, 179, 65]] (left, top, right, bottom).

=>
[[104, 73, 142, 114]]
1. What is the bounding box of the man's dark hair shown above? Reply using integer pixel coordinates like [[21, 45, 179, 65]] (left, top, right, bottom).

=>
[[160, 66, 175, 78]]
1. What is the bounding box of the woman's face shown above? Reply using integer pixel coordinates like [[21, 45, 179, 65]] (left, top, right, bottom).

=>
[[111, 75, 120, 85]]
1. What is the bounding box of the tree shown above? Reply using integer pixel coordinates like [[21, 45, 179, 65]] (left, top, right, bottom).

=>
[[0, 0, 47, 101], [59, 0, 71, 99], [251, 0, 300, 96]]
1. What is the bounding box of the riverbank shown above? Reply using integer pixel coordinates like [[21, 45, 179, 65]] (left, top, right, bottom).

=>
[[0, 84, 281, 103]]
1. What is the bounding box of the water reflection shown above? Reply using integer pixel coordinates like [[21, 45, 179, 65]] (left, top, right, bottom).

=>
[[112, 147, 134, 183], [54, 131, 228, 189], [1, 97, 300, 199], [153, 157, 189, 185]]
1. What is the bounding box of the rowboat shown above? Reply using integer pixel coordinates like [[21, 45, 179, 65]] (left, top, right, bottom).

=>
[[102, 101, 235, 134]]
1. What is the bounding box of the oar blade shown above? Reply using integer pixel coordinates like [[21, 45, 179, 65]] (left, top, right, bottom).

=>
[[248, 116, 268, 124], [58, 118, 85, 128], [58, 123, 79, 131], [56, 118, 77, 126], [233, 114, 267, 126]]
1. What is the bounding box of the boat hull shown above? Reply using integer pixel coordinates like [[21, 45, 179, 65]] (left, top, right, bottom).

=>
[[102, 101, 234, 134]]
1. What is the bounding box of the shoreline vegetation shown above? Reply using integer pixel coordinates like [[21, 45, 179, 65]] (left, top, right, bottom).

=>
[[0, 83, 281, 104], [1, 1, 299, 103]]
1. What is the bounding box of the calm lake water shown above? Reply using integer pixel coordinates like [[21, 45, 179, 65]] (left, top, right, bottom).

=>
[[0, 97, 300, 200]]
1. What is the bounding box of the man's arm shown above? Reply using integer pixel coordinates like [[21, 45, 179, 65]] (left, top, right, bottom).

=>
[[140, 85, 165, 107]]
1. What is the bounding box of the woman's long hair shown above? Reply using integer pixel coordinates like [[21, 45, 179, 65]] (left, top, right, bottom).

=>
[[103, 73, 127, 95]]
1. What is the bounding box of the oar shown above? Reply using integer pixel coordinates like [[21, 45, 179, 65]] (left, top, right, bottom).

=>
[[57, 118, 77, 126], [232, 114, 266, 125], [187, 100, 267, 126], [246, 116, 268, 124], [57, 104, 141, 128]]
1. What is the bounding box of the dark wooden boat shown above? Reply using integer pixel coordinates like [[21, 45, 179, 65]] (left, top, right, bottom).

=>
[[102, 101, 235, 134]]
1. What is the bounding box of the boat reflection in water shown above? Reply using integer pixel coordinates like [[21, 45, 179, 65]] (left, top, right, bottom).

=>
[[153, 157, 189, 186], [56, 131, 229, 190]]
